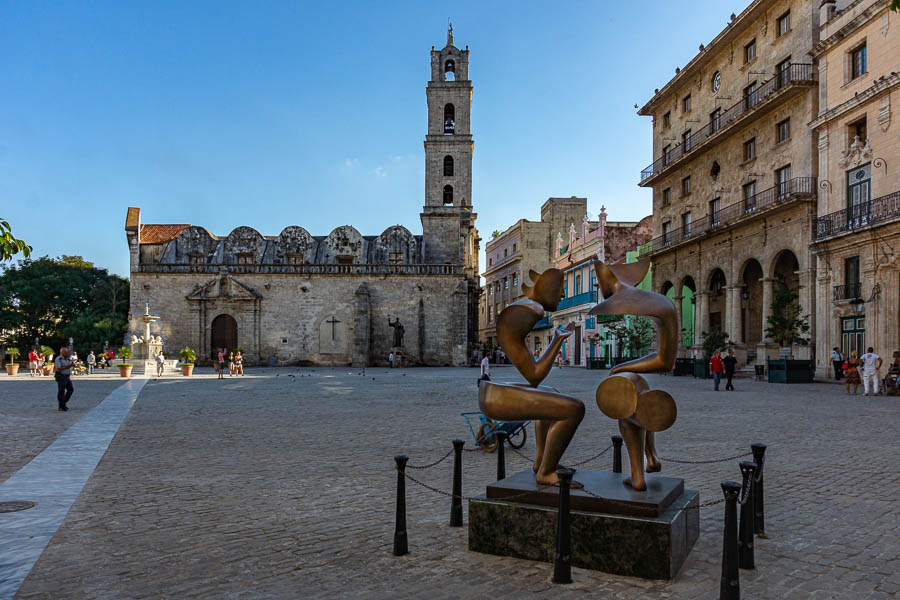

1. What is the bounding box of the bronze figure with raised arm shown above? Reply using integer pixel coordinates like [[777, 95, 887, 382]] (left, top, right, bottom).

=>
[[478, 268, 586, 487]]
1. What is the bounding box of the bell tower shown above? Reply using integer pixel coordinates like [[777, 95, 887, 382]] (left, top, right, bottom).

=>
[[421, 24, 477, 275]]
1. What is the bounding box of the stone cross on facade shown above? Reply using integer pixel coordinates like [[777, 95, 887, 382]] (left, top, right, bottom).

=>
[[326, 316, 341, 340]]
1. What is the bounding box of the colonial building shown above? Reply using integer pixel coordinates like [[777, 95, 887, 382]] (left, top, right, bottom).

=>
[[810, 0, 899, 376], [550, 211, 652, 366], [637, 0, 821, 367], [125, 29, 480, 367]]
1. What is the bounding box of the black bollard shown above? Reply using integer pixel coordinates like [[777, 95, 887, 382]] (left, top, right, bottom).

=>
[[450, 439, 464, 527], [496, 430, 507, 481], [393, 455, 409, 556], [750, 443, 767, 537], [552, 467, 575, 584], [738, 461, 757, 570], [720, 481, 742, 600], [612, 435, 623, 473]]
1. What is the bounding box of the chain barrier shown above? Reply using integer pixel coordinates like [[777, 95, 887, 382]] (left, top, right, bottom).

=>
[[659, 451, 753, 464], [406, 448, 454, 470], [565, 444, 613, 468], [398, 467, 554, 503]]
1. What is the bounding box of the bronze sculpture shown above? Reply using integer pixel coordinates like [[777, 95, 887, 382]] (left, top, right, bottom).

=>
[[478, 268, 586, 487], [388, 317, 405, 347], [589, 260, 678, 491]]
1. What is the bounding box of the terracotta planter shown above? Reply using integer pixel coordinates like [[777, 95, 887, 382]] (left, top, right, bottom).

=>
[[119, 365, 133, 378], [42, 365, 54, 376], [5, 364, 19, 376], [181, 364, 194, 376]]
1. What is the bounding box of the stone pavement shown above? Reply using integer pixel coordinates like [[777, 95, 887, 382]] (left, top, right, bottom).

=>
[[1, 367, 897, 599]]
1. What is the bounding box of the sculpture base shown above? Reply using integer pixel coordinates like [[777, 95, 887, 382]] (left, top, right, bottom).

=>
[[468, 482, 699, 580]]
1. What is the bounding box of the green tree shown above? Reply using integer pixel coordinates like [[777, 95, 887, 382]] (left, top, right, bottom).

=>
[[605, 316, 654, 357], [701, 327, 732, 358], [0, 218, 30, 262], [0, 256, 129, 354], [892, 0, 899, 12], [765, 283, 810, 347]]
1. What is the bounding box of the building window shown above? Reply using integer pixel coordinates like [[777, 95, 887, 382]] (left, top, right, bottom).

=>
[[743, 181, 757, 212], [512, 243, 517, 253], [681, 175, 691, 196], [336, 256, 353, 265], [663, 144, 672, 165], [682, 211, 692, 236], [841, 316, 865, 355], [513, 273, 518, 287], [775, 164, 792, 198], [744, 39, 756, 63], [443, 155, 454, 176], [710, 197, 721, 226], [743, 137, 756, 161], [488, 257, 492, 267], [389, 252, 403, 265], [236, 253, 253, 265], [851, 43, 867, 80], [744, 81, 758, 110], [683, 94, 692, 112], [776, 118, 791, 143], [663, 187, 671, 206], [505, 278, 509, 290], [849, 117, 867, 144], [776, 57, 792, 87], [189, 254, 204, 265], [662, 221, 671, 245], [847, 163, 871, 217], [443, 184, 453, 205], [710, 108, 721, 133], [575, 274, 582, 295], [443, 103, 455, 134], [663, 111, 671, 127], [777, 11, 790, 36], [683, 129, 692, 151]]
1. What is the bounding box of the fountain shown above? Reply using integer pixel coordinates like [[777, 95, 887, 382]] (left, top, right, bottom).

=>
[[129, 304, 165, 374]]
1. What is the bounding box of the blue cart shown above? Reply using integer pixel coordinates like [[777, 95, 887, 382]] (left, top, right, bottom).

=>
[[461, 412, 529, 453]]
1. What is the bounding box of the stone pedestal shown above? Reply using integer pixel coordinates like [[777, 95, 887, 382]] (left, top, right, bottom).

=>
[[468, 469, 700, 580]]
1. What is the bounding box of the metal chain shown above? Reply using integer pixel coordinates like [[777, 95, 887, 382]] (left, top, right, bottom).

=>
[[398, 468, 553, 502], [565, 444, 613, 468], [659, 451, 753, 464], [406, 448, 454, 470]]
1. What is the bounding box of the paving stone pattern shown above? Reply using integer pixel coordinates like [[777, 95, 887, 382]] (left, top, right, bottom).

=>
[[8, 367, 900, 599]]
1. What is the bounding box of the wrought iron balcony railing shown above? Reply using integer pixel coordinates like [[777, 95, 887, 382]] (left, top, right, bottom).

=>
[[833, 283, 862, 302], [639, 63, 815, 184], [812, 191, 900, 241], [638, 177, 816, 259], [556, 290, 598, 310], [138, 263, 465, 275]]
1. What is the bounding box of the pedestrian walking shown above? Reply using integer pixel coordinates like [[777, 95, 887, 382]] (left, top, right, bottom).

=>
[[234, 351, 244, 375], [844, 352, 861, 395], [155, 349, 165, 377], [28, 349, 38, 377], [831, 347, 844, 380], [87, 350, 96, 375], [710, 350, 724, 391], [723, 348, 737, 391], [54, 347, 75, 411], [859, 347, 882, 396], [388, 352, 394, 368], [217, 348, 226, 380], [478, 354, 491, 387]]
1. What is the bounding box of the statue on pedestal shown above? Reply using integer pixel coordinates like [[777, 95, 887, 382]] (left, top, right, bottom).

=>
[[388, 317, 405, 348]]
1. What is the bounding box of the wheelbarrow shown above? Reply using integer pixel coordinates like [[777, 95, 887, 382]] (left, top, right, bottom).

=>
[[461, 411, 528, 453]]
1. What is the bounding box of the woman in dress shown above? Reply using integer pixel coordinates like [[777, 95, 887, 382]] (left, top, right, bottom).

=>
[[844, 351, 861, 395], [234, 351, 243, 376], [228, 351, 235, 376]]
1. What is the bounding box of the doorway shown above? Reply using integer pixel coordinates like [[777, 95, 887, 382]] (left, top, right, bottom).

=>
[[211, 314, 238, 359]]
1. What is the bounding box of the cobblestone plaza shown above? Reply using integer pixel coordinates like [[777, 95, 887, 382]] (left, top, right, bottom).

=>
[[1, 367, 898, 599]]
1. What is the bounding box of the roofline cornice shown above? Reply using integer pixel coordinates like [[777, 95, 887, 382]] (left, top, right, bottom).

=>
[[810, 1, 887, 57]]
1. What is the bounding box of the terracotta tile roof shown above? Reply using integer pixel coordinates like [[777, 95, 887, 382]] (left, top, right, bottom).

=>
[[140, 224, 191, 244]]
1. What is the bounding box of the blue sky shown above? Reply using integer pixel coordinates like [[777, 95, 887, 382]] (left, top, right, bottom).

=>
[[1, 1, 746, 277]]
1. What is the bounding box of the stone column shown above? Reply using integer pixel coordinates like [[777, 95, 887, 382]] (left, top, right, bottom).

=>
[[695, 292, 710, 350], [727, 286, 743, 344], [673, 295, 684, 356], [760, 278, 775, 343]]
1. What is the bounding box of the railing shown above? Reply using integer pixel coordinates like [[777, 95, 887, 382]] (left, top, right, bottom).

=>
[[640, 63, 815, 183], [138, 263, 465, 275], [833, 283, 862, 302], [556, 290, 598, 310], [638, 177, 816, 258], [812, 191, 900, 241]]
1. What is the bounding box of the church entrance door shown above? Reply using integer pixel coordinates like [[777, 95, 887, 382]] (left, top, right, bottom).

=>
[[211, 314, 238, 359], [574, 325, 582, 366]]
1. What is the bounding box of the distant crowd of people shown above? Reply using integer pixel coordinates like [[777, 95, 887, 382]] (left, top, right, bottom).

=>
[[831, 347, 899, 396], [215, 348, 244, 379]]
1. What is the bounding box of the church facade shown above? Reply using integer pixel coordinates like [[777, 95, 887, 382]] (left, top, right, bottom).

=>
[[125, 31, 480, 367]]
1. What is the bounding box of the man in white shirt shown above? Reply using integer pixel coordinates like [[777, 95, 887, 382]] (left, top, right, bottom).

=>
[[859, 347, 882, 396], [54, 347, 75, 411], [388, 352, 394, 368], [480, 355, 490, 381], [87, 351, 96, 375], [155, 350, 165, 377], [830, 347, 843, 380]]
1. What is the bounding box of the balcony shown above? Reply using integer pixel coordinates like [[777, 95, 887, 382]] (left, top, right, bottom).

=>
[[639, 63, 815, 186], [833, 283, 862, 302], [556, 290, 598, 311], [812, 191, 900, 242], [138, 263, 465, 275], [638, 177, 816, 259]]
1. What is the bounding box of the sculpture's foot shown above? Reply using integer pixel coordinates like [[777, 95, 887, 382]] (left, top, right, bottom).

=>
[[532, 462, 540, 474], [535, 472, 584, 489], [646, 458, 662, 473], [623, 476, 647, 491]]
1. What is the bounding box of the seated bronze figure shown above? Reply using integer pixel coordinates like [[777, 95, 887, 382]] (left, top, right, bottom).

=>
[[590, 260, 678, 491], [478, 268, 585, 487]]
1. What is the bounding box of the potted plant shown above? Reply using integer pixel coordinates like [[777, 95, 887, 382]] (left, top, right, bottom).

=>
[[5, 347, 20, 375], [765, 283, 813, 383], [179, 347, 196, 376], [117, 346, 133, 378], [41, 345, 55, 375]]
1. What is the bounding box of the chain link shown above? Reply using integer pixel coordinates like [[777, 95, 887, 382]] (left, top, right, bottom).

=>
[[406, 448, 454, 470], [565, 444, 613, 468], [398, 468, 553, 502], [659, 451, 753, 464]]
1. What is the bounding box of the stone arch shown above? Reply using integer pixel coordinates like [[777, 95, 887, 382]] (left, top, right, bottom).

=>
[[325, 226, 364, 264], [676, 275, 697, 347], [659, 280, 675, 296], [225, 226, 264, 263], [707, 268, 728, 332], [375, 225, 417, 264], [210, 314, 238, 359], [740, 258, 765, 348], [770, 249, 800, 288], [275, 226, 314, 264]]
